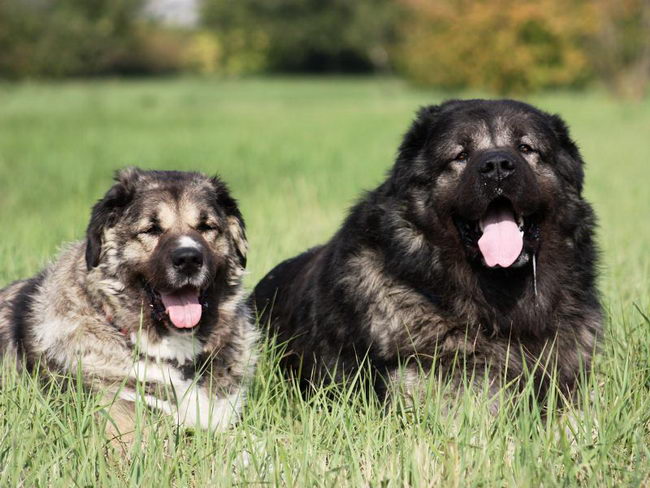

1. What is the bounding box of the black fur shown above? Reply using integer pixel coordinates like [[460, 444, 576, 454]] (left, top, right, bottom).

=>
[[85, 173, 137, 269], [11, 273, 46, 365], [253, 99, 602, 404], [209, 176, 247, 268]]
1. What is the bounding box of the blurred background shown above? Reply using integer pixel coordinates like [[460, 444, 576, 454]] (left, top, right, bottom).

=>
[[0, 0, 648, 98], [0, 0, 648, 295]]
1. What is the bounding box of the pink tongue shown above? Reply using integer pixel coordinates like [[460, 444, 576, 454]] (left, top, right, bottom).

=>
[[477, 206, 524, 268], [160, 289, 202, 329]]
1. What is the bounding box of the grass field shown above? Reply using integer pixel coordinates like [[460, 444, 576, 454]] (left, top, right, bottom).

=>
[[0, 77, 648, 486]]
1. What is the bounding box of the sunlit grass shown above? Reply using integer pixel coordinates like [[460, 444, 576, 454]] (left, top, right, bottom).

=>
[[0, 77, 648, 486]]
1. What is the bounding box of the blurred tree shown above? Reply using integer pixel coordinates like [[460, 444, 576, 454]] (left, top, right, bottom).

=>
[[200, 0, 270, 75], [0, 0, 144, 78], [591, 0, 650, 99], [202, 0, 397, 75], [1, 0, 647, 96], [395, 0, 598, 94]]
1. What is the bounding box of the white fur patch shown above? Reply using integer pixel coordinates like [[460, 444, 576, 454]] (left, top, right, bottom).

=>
[[178, 236, 201, 250], [125, 359, 242, 431], [32, 317, 80, 366], [130, 331, 202, 365], [157, 204, 177, 230], [177, 386, 242, 431]]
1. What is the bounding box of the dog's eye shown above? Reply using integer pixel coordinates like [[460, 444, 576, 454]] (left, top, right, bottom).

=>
[[454, 151, 468, 162], [197, 222, 217, 233], [518, 144, 533, 154], [140, 224, 162, 236]]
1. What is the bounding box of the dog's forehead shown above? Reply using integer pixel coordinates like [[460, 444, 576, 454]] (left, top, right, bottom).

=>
[[178, 194, 210, 223], [131, 184, 216, 226], [442, 107, 542, 149], [137, 175, 212, 194], [435, 117, 492, 154]]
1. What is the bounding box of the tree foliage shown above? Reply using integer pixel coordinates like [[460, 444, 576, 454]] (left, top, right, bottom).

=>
[[591, 0, 650, 99], [0, 0, 144, 78], [202, 0, 397, 74], [395, 0, 598, 94], [0, 0, 647, 97]]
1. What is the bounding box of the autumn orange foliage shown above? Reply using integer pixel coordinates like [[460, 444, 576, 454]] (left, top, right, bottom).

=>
[[396, 0, 599, 94]]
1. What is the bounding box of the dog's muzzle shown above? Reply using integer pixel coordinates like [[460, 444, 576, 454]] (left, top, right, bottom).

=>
[[171, 246, 204, 276], [477, 150, 518, 183], [454, 149, 543, 269], [148, 235, 214, 330]]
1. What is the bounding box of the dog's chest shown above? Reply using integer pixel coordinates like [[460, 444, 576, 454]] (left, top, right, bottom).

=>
[[122, 331, 241, 430], [131, 331, 202, 365]]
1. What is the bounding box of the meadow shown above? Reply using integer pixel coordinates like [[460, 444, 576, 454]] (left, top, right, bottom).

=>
[[0, 77, 648, 486]]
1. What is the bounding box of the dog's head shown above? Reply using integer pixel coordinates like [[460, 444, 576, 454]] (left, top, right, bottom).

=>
[[86, 167, 247, 332], [391, 99, 585, 270]]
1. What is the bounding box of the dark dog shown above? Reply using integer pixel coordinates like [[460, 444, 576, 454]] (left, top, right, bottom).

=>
[[0, 168, 258, 438], [253, 100, 601, 405]]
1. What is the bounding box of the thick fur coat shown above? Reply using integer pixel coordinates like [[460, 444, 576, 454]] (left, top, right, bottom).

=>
[[0, 168, 258, 438], [253, 100, 602, 404]]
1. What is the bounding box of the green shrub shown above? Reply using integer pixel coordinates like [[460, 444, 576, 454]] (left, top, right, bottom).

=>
[[590, 0, 650, 99], [0, 0, 145, 78], [395, 0, 598, 94], [201, 0, 397, 75]]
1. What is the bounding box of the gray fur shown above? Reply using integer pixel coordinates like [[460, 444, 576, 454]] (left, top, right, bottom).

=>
[[0, 168, 258, 440], [253, 100, 602, 408]]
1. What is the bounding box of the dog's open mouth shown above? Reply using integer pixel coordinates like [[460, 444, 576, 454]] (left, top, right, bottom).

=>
[[455, 198, 540, 268], [146, 285, 205, 330]]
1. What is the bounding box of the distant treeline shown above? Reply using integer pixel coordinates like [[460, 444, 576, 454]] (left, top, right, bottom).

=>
[[1, 0, 648, 96]]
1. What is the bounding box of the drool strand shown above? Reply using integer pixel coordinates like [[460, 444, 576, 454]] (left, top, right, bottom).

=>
[[532, 253, 539, 299]]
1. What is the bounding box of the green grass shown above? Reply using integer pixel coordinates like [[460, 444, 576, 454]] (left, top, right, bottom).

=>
[[0, 77, 649, 486]]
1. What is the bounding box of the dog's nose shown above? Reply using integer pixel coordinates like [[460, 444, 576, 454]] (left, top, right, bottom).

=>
[[171, 247, 203, 274], [479, 154, 516, 181]]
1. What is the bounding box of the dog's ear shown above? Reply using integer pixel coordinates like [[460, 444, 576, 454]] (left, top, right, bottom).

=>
[[210, 176, 248, 268], [548, 114, 585, 194], [85, 167, 140, 270], [389, 104, 445, 192], [397, 104, 444, 163]]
